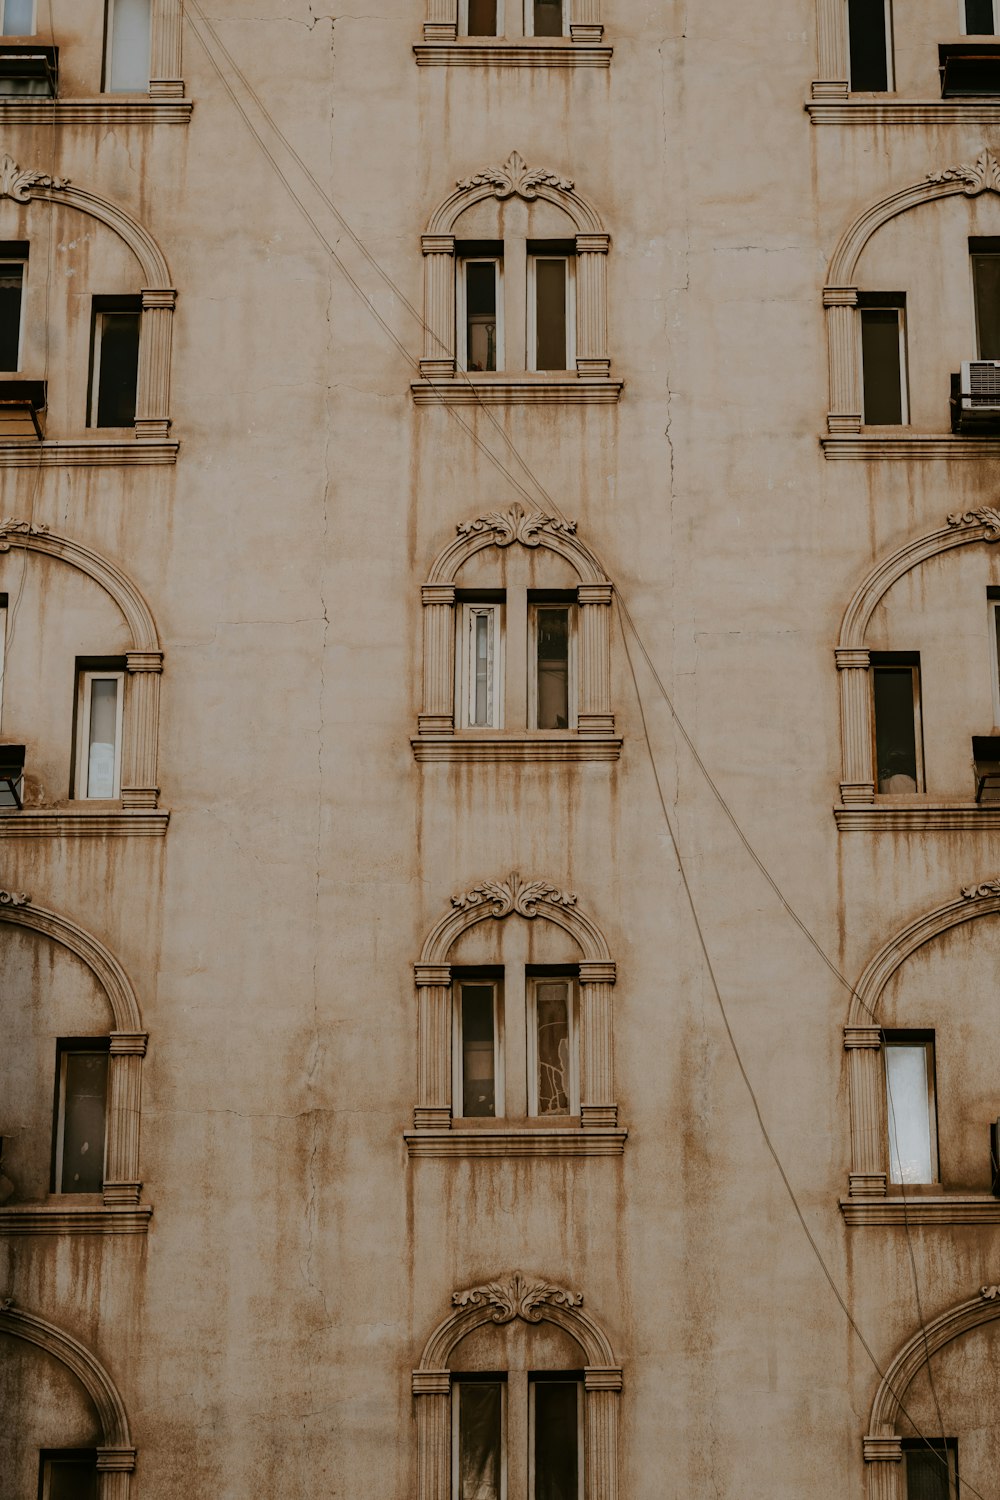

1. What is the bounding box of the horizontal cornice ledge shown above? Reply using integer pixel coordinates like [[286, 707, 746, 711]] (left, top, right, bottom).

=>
[[841, 1195, 1000, 1225], [835, 803, 1000, 831], [0, 808, 169, 837], [808, 98, 1000, 125], [412, 734, 622, 763], [0, 1203, 152, 1234], [0, 99, 192, 124], [411, 378, 623, 406], [822, 434, 1000, 459], [405, 1127, 628, 1158], [414, 41, 612, 67], [0, 439, 178, 467]]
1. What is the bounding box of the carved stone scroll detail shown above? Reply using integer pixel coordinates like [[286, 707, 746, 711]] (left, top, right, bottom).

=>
[[947, 506, 1000, 540], [962, 880, 1000, 901], [456, 503, 577, 549], [453, 1271, 583, 1323], [451, 873, 577, 919], [927, 148, 1000, 196], [456, 151, 574, 201], [0, 154, 69, 202], [0, 890, 30, 907]]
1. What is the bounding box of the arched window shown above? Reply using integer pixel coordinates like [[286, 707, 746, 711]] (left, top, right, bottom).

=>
[[406, 873, 624, 1157], [413, 153, 620, 405], [0, 888, 150, 1233], [412, 1273, 622, 1500], [414, 504, 619, 763]]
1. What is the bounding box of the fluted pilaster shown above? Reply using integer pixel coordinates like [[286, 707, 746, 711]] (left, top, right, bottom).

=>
[[864, 1434, 902, 1500], [813, 0, 849, 97], [584, 1369, 622, 1500], [420, 586, 456, 734], [837, 647, 874, 804], [423, 0, 458, 40], [135, 290, 176, 439], [413, 1372, 451, 1500], [150, 0, 184, 98], [577, 583, 613, 734], [575, 234, 610, 377], [415, 964, 452, 1128], [97, 1447, 136, 1500], [571, 0, 603, 41], [104, 1033, 146, 1201], [421, 236, 457, 376], [846, 1027, 887, 1198], [579, 960, 616, 1128], [825, 288, 861, 433], [122, 651, 163, 809]]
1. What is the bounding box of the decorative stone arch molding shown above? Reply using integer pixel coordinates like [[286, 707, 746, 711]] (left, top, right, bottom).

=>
[[412, 1272, 622, 1500], [844, 879, 1000, 1200], [423, 0, 604, 43], [835, 505, 1000, 806], [0, 887, 149, 1225], [0, 519, 163, 810], [415, 503, 617, 759], [863, 1282, 1000, 1497], [824, 148, 1000, 434], [0, 154, 176, 440], [0, 1298, 135, 1495], [411, 873, 619, 1139], [418, 151, 613, 386]]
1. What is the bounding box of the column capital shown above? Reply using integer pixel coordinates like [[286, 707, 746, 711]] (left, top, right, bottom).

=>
[[863, 1435, 902, 1463], [140, 288, 177, 310], [575, 232, 610, 254], [96, 1448, 137, 1471], [578, 960, 616, 985], [577, 583, 613, 606], [584, 1365, 623, 1391], [824, 285, 859, 307], [125, 650, 164, 674], [415, 963, 452, 986], [412, 1369, 451, 1395], [110, 1031, 148, 1055], [835, 647, 870, 671], [421, 584, 456, 606], [422, 234, 455, 256]]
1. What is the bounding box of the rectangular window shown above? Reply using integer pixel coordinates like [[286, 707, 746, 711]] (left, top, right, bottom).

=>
[[871, 653, 923, 793], [73, 667, 125, 799], [455, 977, 503, 1118], [461, 0, 501, 34], [459, 256, 502, 372], [965, 0, 998, 33], [457, 601, 503, 730], [453, 1380, 505, 1500], [104, 0, 151, 92], [0, 244, 26, 373], [1, 0, 34, 34], [526, 0, 566, 36], [52, 1042, 109, 1194], [901, 1439, 958, 1500], [529, 251, 574, 371], [531, 602, 573, 730], [39, 1452, 98, 1500], [527, 975, 578, 1117], [530, 1378, 583, 1500], [884, 1033, 938, 1186], [972, 243, 1000, 359], [0, 591, 9, 734], [88, 299, 140, 428], [989, 590, 1000, 724], [859, 293, 907, 425], [847, 0, 892, 90]]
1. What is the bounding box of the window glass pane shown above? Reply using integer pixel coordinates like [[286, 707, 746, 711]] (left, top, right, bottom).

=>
[[458, 1383, 503, 1500], [535, 259, 567, 370], [468, 0, 498, 33], [860, 310, 903, 424], [461, 985, 496, 1117], [533, 0, 563, 35], [474, 613, 491, 726], [87, 678, 119, 797], [886, 1045, 934, 1184], [904, 1444, 955, 1500], [466, 263, 497, 372], [873, 667, 918, 792], [95, 311, 140, 427], [535, 980, 571, 1116], [60, 1052, 108, 1193], [974, 255, 1000, 359], [2, 0, 34, 34], [967, 0, 996, 33], [536, 608, 569, 729], [0, 261, 23, 371], [847, 0, 889, 90], [108, 0, 151, 92], [534, 1382, 579, 1500]]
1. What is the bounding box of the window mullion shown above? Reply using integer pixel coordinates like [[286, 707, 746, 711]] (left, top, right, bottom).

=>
[[503, 229, 527, 373]]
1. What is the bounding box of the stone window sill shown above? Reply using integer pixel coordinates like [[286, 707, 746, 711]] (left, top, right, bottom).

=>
[[808, 94, 1000, 125], [0, 97, 192, 124], [405, 1125, 627, 1158], [411, 375, 623, 406], [414, 39, 611, 67], [0, 438, 178, 467], [412, 733, 622, 763], [823, 433, 1000, 459], [0, 807, 169, 837], [835, 802, 1000, 831], [0, 1199, 152, 1234], [841, 1194, 1000, 1225]]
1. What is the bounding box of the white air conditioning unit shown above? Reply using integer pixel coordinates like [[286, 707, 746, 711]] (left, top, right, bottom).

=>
[[954, 360, 1000, 431]]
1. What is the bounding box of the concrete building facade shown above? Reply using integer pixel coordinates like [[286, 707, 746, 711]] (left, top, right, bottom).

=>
[[4, 2, 1000, 1497]]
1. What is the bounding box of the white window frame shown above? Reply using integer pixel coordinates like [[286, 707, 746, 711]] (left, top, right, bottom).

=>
[[453, 976, 505, 1118], [458, 0, 505, 35], [528, 599, 576, 730], [523, 0, 569, 36], [526, 974, 579, 1117], [89, 303, 141, 428], [452, 1379, 508, 1500], [528, 1379, 584, 1500], [858, 298, 909, 426], [53, 1044, 108, 1194], [848, 0, 895, 91], [961, 0, 1000, 34], [104, 0, 152, 93], [74, 668, 126, 800], [0, 0, 35, 35], [884, 1035, 939, 1186], [456, 601, 504, 730], [526, 253, 575, 373], [457, 256, 504, 374]]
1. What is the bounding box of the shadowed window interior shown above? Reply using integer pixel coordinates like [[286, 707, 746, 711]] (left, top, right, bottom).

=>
[[966, 0, 997, 33], [455, 1379, 505, 1500], [461, 257, 501, 372], [871, 653, 923, 793], [105, 0, 151, 92], [529, 976, 576, 1115], [972, 241, 1000, 359], [89, 297, 141, 427], [858, 292, 907, 425], [531, 1377, 582, 1500], [884, 1032, 938, 1186], [0, 242, 27, 372], [464, 0, 499, 34], [454, 968, 578, 1120], [530, 0, 564, 36], [901, 1439, 958, 1500], [847, 0, 891, 90], [453, 1374, 583, 1500], [38, 1451, 98, 1500], [52, 1041, 109, 1194], [534, 605, 570, 729], [1, 0, 34, 34], [458, 977, 501, 1117]]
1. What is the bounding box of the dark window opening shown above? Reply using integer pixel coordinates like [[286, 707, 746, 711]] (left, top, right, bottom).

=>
[[848, 0, 890, 91], [464, 261, 498, 372], [535, 605, 570, 728], [456, 1380, 503, 1500], [0, 247, 26, 372], [859, 294, 906, 425], [973, 246, 1000, 359], [467, 0, 499, 34], [51, 1040, 109, 1194], [872, 653, 922, 793], [901, 1439, 958, 1500], [89, 298, 140, 427], [966, 0, 996, 34], [38, 1451, 98, 1500], [533, 0, 563, 36], [460, 981, 497, 1117], [534, 259, 568, 371], [533, 1378, 581, 1500]]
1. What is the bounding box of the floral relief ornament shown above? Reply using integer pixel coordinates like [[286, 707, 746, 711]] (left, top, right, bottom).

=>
[[0, 154, 69, 203], [451, 873, 577, 919], [0, 890, 29, 906], [456, 503, 577, 549], [946, 506, 1000, 541], [456, 150, 574, 202], [453, 1272, 583, 1323], [962, 879, 1000, 900], [927, 148, 1000, 196]]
